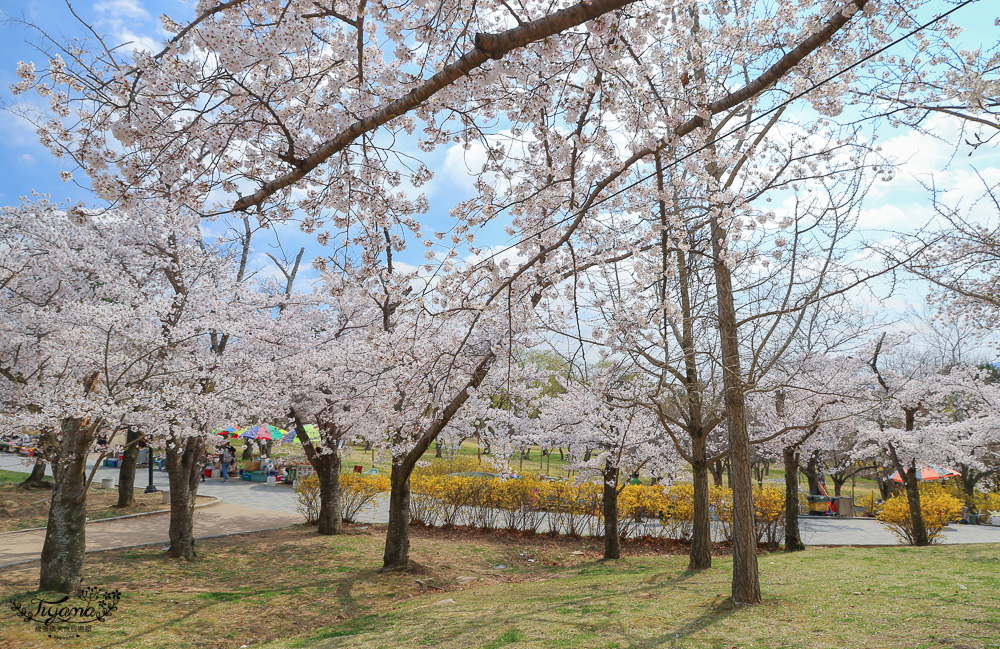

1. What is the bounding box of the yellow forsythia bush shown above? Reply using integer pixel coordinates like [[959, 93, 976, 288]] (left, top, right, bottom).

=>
[[977, 491, 1000, 518], [294, 474, 322, 524], [876, 484, 963, 544], [400, 473, 787, 543], [494, 478, 544, 532], [710, 485, 734, 542], [339, 473, 390, 523], [293, 473, 390, 524], [753, 486, 786, 545]]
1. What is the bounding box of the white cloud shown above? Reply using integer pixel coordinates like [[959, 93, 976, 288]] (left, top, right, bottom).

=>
[[442, 140, 491, 195], [93, 0, 157, 53], [116, 29, 159, 53], [857, 202, 938, 231], [17, 153, 35, 164], [93, 0, 148, 20]]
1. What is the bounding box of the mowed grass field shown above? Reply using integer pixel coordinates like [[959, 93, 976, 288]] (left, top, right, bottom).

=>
[[1, 523, 997, 649]]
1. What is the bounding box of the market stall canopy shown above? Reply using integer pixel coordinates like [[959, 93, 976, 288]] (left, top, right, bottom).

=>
[[240, 424, 288, 441], [287, 424, 320, 442], [889, 464, 961, 483]]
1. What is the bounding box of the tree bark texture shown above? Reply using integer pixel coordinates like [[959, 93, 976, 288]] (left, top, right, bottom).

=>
[[901, 461, 929, 545], [382, 462, 411, 570], [165, 435, 204, 560], [602, 461, 620, 560], [39, 418, 91, 593], [711, 216, 761, 606], [889, 412, 929, 546], [689, 446, 712, 570], [783, 447, 806, 552], [316, 453, 343, 534], [291, 412, 344, 534], [116, 427, 143, 508]]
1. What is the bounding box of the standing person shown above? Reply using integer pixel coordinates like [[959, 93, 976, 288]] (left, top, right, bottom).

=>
[[220, 444, 234, 483]]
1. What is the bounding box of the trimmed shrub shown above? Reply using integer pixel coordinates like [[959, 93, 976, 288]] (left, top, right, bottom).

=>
[[753, 486, 786, 546], [876, 484, 963, 544], [340, 473, 390, 523], [293, 473, 390, 525], [294, 474, 321, 524]]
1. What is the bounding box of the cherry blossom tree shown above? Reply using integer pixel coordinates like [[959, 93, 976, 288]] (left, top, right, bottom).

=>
[[750, 354, 872, 551], [530, 366, 672, 559], [9, 0, 968, 604], [0, 197, 163, 591], [0, 196, 281, 583], [865, 337, 1000, 544]]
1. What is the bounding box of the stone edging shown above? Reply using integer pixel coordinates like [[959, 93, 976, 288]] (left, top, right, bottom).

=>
[[0, 494, 223, 537]]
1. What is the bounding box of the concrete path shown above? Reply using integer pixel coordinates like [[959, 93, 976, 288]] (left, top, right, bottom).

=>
[[4, 453, 1000, 548], [0, 502, 304, 566], [799, 513, 1000, 545]]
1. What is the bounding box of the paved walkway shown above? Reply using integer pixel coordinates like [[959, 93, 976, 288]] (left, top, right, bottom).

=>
[[798, 514, 1000, 545], [0, 503, 304, 566], [4, 453, 1000, 551]]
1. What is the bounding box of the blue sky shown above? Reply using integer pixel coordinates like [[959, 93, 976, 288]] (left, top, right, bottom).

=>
[[1, 0, 999, 341]]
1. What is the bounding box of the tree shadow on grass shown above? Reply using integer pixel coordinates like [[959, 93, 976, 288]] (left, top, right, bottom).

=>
[[384, 563, 719, 648]]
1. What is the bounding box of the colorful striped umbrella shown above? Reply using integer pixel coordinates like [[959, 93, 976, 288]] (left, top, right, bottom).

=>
[[239, 424, 287, 441], [287, 424, 321, 442], [889, 464, 961, 483]]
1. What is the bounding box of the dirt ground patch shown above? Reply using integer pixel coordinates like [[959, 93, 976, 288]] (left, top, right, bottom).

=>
[[0, 482, 212, 532]]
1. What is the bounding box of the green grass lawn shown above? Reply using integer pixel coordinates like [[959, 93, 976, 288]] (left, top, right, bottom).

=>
[[0, 468, 48, 486], [1, 524, 997, 649]]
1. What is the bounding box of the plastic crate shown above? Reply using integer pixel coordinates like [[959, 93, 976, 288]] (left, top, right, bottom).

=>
[[241, 474, 252, 481], [250, 471, 268, 483]]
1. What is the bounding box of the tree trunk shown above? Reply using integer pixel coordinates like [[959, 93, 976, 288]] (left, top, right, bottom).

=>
[[959, 464, 975, 499], [602, 461, 620, 560], [39, 418, 91, 593], [710, 459, 725, 487], [689, 446, 712, 570], [900, 460, 929, 546], [382, 461, 411, 570], [877, 476, 891, 501], [711, 215, 761, 606], [20, 458, 49, 488], [801, 451, 822, 494], [831, 476, 846, 497], [783, 446, 805, 552], [316, 453, 343, 534], [889, 414, 928, 546], [291, 413, 344, 535], [116, 427, 142, 508], [165, 435, 204, 560]]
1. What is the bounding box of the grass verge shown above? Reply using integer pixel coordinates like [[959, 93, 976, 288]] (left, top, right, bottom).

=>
[[0, 524, 997, 649]]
